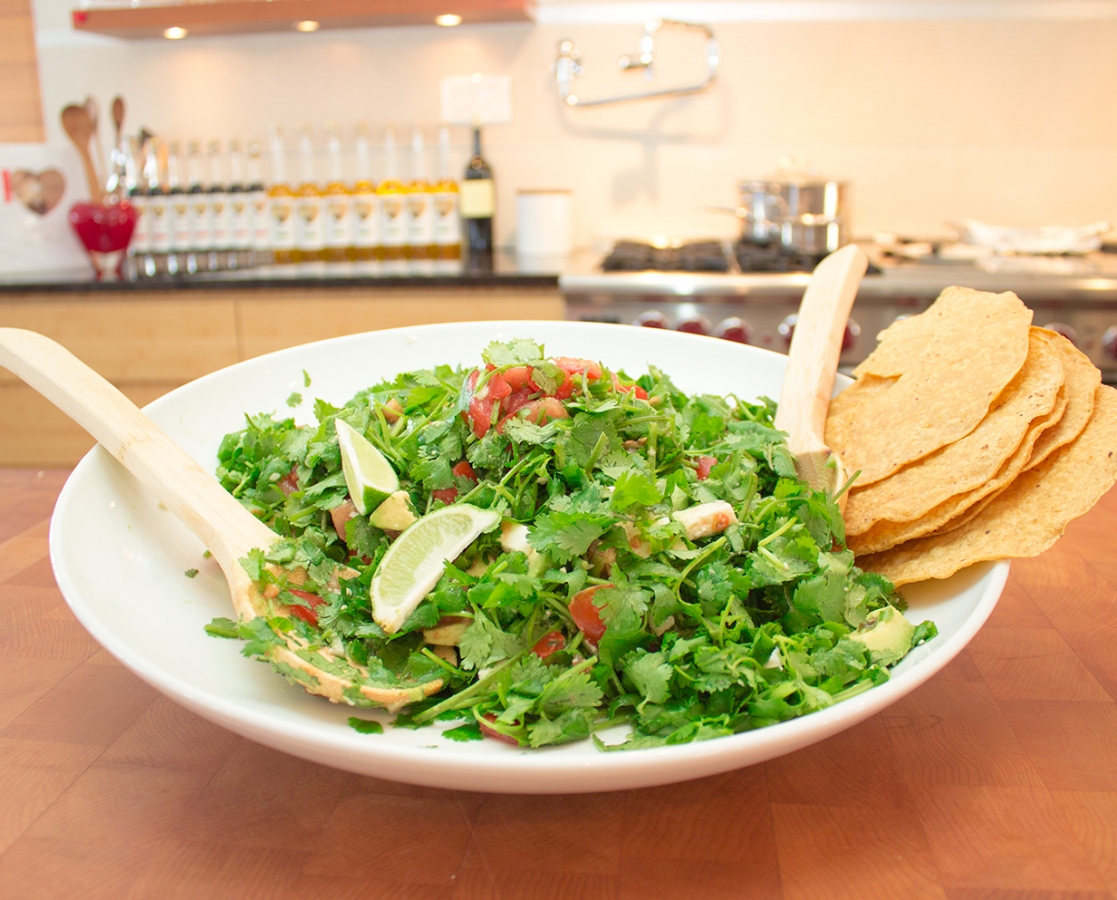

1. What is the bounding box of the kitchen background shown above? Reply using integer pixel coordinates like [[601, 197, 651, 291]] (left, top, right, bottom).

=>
[[8, 0, 1117, 249]]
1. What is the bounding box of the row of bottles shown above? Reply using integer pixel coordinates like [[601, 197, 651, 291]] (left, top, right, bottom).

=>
[[125, 123, 493, 277]]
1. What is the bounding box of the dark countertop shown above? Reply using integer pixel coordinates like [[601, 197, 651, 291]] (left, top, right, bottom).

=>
[[0, 252, 564, 294]]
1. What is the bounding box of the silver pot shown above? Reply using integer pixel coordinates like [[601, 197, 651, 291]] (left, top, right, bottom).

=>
[[736, 178, 849, 256]]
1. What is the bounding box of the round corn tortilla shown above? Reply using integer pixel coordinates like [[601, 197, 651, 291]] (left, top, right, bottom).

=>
[[848, 391, 1066, 556], [1021, 328, 1100, 472], [844, 328, 1064, 536], [857, 384, 1117, 586], [825, 287, 1032, 486]]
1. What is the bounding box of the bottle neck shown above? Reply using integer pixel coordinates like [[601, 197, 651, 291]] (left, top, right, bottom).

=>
[[471, 127, 483, 160]]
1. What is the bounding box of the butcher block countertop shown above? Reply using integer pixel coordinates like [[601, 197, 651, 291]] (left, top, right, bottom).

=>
[[2, 468, 1116, 900]]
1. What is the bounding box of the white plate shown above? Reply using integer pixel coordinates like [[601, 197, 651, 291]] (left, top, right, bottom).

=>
[[49, 321, 1007, 794]]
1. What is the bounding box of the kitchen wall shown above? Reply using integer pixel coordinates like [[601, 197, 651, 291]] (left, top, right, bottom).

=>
[[30, 0, 1117, 248]]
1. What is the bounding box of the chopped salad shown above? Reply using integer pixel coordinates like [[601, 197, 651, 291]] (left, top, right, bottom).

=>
[[208, 338, 934, 751]]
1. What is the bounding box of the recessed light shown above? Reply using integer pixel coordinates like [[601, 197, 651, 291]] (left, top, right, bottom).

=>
[[163, 26, 187, 39], [435, 13, 462, 26], [295, 19, 319, 31]]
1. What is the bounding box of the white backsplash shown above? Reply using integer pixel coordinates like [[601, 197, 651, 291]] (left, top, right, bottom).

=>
[[32, 2, 1117, 248]]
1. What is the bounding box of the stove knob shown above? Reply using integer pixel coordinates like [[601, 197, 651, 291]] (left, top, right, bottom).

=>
[[676, 315, 711, 336], [780, 313, 860, 350], [778, 313, 798, 346], [843, 317, 862, 352], [1042, 322, 1079, 346], [1102, 326, 1117, 359], [633, 311, 669, 329], [715, 317, 752, 344]]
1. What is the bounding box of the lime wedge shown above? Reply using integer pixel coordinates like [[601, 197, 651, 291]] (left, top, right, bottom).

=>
[[371, 504, 501, 633], [335, 418, 399, 515]]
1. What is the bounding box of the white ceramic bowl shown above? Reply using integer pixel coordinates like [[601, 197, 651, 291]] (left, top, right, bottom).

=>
[[49, 321, 1007, 794]]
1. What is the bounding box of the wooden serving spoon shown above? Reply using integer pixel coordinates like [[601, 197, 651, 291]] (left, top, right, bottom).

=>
[[0, 328, 441, 712], [60, 104, 104, 203], [773, 244, 869, 511], [83, 95, 106, 191]]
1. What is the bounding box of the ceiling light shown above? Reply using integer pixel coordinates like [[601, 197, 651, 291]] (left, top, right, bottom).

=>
[[295, 19, 319, 31], [163, 26, 187, 39], [435, 13, 462, 26]]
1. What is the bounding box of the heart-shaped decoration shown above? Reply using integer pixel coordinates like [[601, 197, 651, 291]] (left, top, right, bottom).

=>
[[11, 169, 66, 216]]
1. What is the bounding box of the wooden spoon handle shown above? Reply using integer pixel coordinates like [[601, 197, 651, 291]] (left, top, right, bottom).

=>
[[774, 244, 868, 456], [0, 328, 275, 570]]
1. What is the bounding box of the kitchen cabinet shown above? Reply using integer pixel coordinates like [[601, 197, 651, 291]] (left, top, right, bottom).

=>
[[0, 0, 45, 142], [0, 284, 563, 466]]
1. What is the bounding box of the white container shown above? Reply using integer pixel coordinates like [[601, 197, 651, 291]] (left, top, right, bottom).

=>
[[516, 189, 573, 257]]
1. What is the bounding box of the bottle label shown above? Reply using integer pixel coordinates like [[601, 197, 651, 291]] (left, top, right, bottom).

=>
[[251, 190, 270, 250], [130, 195, 151, 253], [324, 191, 353, 249], [433, 191, 460, 246], [296, 195, 325, 251], [149, 196, 170, 252], [170, 197, 191, 251], [190, 194, 212, 250], [459, 179, 495, 218], [269, 195, 295, 250], [209, 191, 230, 248], [229, 192, 252, 249], [380, 193, 406, 247], [407, 190, 435, 248], [352, 191, 378, 248]]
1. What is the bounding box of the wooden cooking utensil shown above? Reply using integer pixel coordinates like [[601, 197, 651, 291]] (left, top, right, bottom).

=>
[[773, 244, 869, 511], [83, 95, 106, 190], [111, 95, 125, 147], [60, 104, 104, 203], [0, 328, 441, 711]]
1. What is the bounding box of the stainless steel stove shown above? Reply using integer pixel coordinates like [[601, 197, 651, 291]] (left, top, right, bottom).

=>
[[562, 240, 1117, 382]]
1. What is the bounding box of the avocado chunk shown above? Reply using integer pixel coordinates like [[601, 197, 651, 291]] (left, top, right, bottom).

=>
[[369, 490, 418, 531], [849, 606, 916, 666]]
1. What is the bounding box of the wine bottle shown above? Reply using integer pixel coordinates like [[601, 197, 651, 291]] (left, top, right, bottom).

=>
[[294, 124, 325, 263], [166, 142, 188, 276], [461, 126, 494, 264], [377, 126, 407, 271], [145, 139, 171, 276], [246, 141, 270, 267], [227, 139, 251, 270], [406, 126, 435, 263], [206, 139, 229, 272]]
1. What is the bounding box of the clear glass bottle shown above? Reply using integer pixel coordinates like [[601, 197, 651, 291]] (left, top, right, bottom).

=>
[[406, 126, 435, 262], [350, 124, 378, 263], [267, 125, 296, 265], [185, 140, 210, 274], [206, 139, 230, 272], [294, 124, 324, 263], [432, 126, 461, 261], [247, 141, 270, 267], [166, 141, 189, 276], [227, 139, 251, 270], [322, 121, 352, 263], [376, 126, 407, 268], [125, 137, 151, 278], [145, 139, 170, 277]]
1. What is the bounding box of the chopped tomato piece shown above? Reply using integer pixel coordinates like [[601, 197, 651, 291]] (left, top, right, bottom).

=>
[[503, 366, 535, 391], [286, 588, 325, 626], [569, 584, 610, 644], [554, 357, 603, 381], [532, 630, 566, 659], [522, 397, 568, 425], [479, 713, 520, 745], [501, 387, 535, 418], [487, 372, 511, 401], [461, 369, 494, 439], [695, 456, 718, 481], [552, 371, 576, 400], [451, 460, 478, 482], [431, 487, 458, 504], [330, 499, 357, 542], [612, 373, 649, 400]]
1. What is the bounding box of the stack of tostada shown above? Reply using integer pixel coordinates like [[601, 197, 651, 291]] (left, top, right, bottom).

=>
[[824, 286, 1117, 586]]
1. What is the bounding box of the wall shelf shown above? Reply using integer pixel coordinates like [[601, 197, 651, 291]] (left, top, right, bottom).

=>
[[71, 0, 535, 39]]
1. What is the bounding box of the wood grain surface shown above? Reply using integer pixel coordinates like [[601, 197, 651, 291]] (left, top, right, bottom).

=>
[[1, 468, 1115, 900]]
